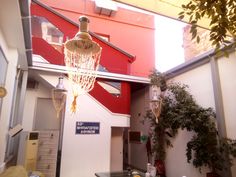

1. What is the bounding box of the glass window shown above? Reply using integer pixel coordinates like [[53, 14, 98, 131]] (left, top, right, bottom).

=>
[[31, 16, 64, 53], [0, 46, 8, 117], [97, 81, 121, 96], [95, 33, 110, 42]]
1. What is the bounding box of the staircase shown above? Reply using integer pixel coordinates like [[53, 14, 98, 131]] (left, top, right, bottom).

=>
[[31, 0, 135, 115]]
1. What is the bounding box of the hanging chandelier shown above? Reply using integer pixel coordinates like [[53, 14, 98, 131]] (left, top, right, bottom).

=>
[[64, 16, 102, 113]]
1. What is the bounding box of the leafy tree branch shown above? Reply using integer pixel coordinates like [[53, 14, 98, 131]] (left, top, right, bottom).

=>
[[179, 0, 236, 53]]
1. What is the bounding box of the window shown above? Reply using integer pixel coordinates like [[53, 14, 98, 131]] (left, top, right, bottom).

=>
[[31, 16, 64, 53], [97, 81, 121, 96], [95, 33, 110, 42]]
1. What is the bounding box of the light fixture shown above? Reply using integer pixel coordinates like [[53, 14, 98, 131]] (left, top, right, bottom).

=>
[[52, 76, 67, 118], [64, 16, 102, 113], [150, 85, 162, 123]]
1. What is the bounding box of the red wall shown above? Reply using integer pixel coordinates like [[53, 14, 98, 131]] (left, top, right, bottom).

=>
[[38, 0, 155, 77], [31, 2, 133, 114], [31, 2, 134, 75]]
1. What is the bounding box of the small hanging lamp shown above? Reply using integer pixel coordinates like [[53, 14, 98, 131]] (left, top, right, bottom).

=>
[[52, 76, 67, 118], [150, 85, 162, 123]]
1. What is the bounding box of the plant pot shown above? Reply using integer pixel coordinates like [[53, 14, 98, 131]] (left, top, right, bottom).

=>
[[206, 172, 220, 177], [155, 160, 165, 176]]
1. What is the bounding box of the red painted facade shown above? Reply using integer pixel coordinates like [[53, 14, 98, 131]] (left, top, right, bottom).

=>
[[31, 0, 155, 115], [37, 0, 155, 77], [31, 1, 135, 114]]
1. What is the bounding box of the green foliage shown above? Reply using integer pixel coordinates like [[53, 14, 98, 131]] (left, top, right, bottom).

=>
[[149, 69, 167, 91], [145, 71, 236, 172], [178, 0, 236, 53]]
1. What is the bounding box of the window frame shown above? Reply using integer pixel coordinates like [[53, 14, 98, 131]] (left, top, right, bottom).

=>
[[0, 46, 8, 117]]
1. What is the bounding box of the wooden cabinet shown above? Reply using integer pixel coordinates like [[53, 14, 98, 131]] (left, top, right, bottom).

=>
[[36, 130, 59, 177]]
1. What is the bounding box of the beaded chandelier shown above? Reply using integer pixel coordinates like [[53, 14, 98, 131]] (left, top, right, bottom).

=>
[[64, 16, 102, 113]]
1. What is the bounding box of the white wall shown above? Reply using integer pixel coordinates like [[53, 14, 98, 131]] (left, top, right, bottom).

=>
[[60, 88, 130, 177], [129, 63, 216, 176], [165, 63, 215, 177], [170, 63, 215, 108], [130, 54, 236, 177], [23, 72, 130, 177], [165, 129, 208, 177], [0, 29, 18, 172], [217, 52, 236, 175], [217, 53, 236, 139]]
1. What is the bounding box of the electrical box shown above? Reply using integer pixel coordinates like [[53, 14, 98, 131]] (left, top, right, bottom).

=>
[[17, 131, 39, 171]]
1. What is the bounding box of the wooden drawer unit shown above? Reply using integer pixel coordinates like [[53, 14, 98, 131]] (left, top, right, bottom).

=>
[[36, 130, 59, 177]]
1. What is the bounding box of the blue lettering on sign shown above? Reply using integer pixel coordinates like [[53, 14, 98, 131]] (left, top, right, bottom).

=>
[[76, 122, 100, 134]]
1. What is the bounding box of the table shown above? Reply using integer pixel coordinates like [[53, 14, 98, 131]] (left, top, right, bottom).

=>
[[95, 170, 145, 177]]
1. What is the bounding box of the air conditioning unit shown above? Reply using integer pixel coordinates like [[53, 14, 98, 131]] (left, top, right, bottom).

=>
[[17, 131, 39, 171], [95, 0, 118, 16]]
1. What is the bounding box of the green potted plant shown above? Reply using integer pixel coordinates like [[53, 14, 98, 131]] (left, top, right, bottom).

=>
[[185, 113, 236, 177], [149, 70, 167, 92], [145, 70, 236, 177], [186, 129, 236, 176]]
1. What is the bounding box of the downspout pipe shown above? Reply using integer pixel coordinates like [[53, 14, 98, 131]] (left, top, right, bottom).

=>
[[210, 57, 232, 177], [19, 0, 32, 66]]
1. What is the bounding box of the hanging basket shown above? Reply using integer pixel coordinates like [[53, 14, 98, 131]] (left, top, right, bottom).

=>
[[155, 159, 166, 176]]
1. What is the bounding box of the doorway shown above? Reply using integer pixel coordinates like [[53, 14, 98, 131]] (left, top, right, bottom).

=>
[[110, 127, 123, 171]]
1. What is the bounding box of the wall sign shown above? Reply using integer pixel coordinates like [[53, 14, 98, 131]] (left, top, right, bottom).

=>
[[76, 122, 100, 134]]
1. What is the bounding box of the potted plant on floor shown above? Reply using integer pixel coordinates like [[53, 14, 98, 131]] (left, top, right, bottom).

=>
[[185, 113, 236, 177], [164, 81, 236, 177], [145, 70, 236, 177]]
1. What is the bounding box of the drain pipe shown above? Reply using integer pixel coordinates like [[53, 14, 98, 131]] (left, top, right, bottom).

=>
[[210, 57, 232, 177], [19, 0, 33, 66]]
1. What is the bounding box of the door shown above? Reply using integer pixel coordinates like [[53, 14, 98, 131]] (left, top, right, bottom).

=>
[[111, 127, 123, 171], [34, 98, 61, 130]]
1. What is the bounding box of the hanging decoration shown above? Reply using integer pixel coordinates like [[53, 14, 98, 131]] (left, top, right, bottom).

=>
[[150, 85, 163, 123], [52, 76, 67, 118], [64, 16, 102, 113]]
